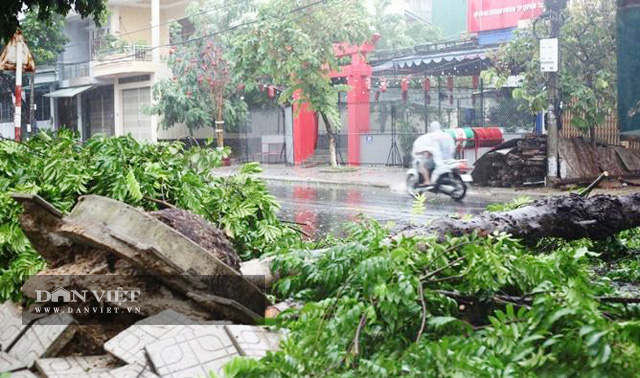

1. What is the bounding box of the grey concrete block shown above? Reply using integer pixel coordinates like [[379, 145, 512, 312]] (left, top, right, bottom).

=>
[[98, 363, 158, 378], [0, 351, 27, 373], [224, 325, 281, 358], [0, 301, 27, 351], [7, 314, 76, 368], [145, 325, 239, 377], [34, 355, 115, 378], [104, 310, 196, 364]]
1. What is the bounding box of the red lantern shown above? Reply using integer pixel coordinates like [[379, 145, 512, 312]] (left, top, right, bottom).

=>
[[401, 78, 409, 93], [267, 86, 276, 99], [423, 78, 430, 93], [379, 79, 387, 93], [447, 77, 454, 92], [401, 78, 409, 102], [237, 83, 245, 92], [472, 75, 479, 90]]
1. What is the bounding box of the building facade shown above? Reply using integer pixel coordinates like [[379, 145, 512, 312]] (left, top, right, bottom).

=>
[[0, 0, 217, 142]]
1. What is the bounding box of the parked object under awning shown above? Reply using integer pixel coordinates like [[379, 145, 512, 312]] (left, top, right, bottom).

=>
[[44, 85, 94, 98]]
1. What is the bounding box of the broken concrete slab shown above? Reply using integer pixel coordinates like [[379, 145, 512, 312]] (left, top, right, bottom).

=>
[[7, 314, 76, 368], [34, 355, 116, 378], [0, 351, 27, 373], [13, 194, 268, 324], [97, 362, 158, 378], [224, 325, 281, 358], [104, 310, 196, 365], [0, 302, 27, 351], [145, 325, 240, 378]]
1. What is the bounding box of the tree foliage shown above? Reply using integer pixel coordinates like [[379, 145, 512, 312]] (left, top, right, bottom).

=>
[[150, 0, 249, 136], [0, 131, 297, 300], [228, 0, 371, 166], [19, 10, 68, 66], [370, 0, 441, 54], [225, 217, 640, 377], [0, 0, 105, 42], [485, 0, 616, 135]]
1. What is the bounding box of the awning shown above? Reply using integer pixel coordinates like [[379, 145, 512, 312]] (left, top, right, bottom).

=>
[[44, 85, 94, 98], [372, 47, 496, 76]]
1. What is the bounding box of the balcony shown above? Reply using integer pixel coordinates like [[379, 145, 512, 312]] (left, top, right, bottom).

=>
[[92, 43, 156, 78]]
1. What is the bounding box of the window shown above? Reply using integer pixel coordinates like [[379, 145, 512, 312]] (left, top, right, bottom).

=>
[[118, 75, 151, 85], [35, 90, 51, 121]]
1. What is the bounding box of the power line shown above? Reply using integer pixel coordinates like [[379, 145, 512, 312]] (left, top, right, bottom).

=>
[[58, 0, 330, 66]]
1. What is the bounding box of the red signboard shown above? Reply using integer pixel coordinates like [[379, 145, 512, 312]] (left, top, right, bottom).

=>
[[468, 0, 545, 33]]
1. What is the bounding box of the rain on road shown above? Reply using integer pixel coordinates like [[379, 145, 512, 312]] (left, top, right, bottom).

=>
[[267, 181, 518, 239]]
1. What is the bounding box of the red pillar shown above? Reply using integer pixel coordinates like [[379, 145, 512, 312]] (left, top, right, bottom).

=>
[[292, 92, 318, 165], [292, 37, 377, 166]]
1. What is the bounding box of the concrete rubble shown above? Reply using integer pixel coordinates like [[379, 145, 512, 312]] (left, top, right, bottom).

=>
[[1, 194, 283, 377]]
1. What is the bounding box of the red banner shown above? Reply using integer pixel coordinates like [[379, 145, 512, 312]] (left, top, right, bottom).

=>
[[468, 0, 545, 33]]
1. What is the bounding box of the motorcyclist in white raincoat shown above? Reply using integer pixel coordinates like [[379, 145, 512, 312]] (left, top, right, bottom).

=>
[[411, 121, 455, 186]]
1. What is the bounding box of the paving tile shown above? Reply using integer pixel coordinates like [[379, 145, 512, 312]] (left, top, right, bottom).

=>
[[0, 302, 27, 351], [145, 325, 239, 378], [104, 310, 196, 364], [34, 355, 115, 378], [7, 314, 76, 368], [5, 369, 38, 377], [224, 325, 281, 358], [0, 351, 27, 373], [97, 362, 159, 378]]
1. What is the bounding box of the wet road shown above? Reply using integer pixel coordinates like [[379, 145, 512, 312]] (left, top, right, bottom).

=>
[[267, 181, 518, 238]]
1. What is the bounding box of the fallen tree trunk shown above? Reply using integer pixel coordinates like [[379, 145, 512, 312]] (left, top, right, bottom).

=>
[[398, 193, 640, 242]]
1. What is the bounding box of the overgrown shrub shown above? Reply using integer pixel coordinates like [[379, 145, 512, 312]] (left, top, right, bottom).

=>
[[0, 131, 296, 300]]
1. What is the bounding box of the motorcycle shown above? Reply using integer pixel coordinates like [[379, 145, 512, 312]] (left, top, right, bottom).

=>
[[406, 157, 471, 201]]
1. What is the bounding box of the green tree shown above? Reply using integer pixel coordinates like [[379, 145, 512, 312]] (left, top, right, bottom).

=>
[[1, 0, 105, 42], [149, 0, 249, 139], [485, 0, 616, 142], [228, 0, 371, 167], [19, 11, 68, 65], [370, 0, 441, 54]]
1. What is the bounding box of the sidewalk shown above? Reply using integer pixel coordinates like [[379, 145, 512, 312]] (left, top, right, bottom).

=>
[[214, 164, 573, 198]]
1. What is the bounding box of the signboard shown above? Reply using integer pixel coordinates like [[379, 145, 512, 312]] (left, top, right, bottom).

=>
[[540, 38, 559, 72], [468, 0, 545, 33]]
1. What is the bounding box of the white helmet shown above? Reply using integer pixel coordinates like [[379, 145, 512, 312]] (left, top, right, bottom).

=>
[[430, 121, 442, 132]]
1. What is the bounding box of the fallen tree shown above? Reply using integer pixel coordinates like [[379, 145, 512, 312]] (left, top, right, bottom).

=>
[[397, 193, 640, 243]]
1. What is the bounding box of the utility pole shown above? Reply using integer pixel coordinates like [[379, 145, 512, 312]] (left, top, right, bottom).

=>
[[29, 71, 36, 138], [542, 0, 567, 183]]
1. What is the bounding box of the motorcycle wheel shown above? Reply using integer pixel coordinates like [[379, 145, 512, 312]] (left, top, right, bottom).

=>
[[406, 174, 419, 196], [449, 174, 467, 201]]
